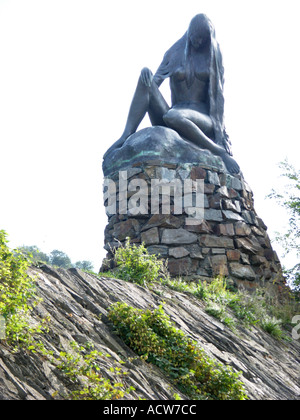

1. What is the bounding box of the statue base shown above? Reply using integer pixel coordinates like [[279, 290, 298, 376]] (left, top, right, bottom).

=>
[[102, 127, 285, 291]]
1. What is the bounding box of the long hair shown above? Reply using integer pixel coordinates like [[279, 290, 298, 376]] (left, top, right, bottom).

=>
[[184, 14, 212, 89], [154, 14, 232, 155]]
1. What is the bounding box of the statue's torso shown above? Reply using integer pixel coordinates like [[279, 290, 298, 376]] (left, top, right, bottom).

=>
[[170, 51, 210, 110]]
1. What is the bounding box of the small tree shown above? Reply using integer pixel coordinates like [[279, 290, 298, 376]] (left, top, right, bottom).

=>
[[18, 245, 50, 265], [75, 260, 94, 271], [49, 250, 72, 269], [0, 230, 42, 345], [268, 160, 300, 290]]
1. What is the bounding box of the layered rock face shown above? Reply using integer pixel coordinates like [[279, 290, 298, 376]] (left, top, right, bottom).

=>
[[103, 127, 284, 290], [1, 265, 299, 400]]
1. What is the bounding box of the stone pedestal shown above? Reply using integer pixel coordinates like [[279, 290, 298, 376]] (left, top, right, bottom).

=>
[[102, 127, 284, 290]]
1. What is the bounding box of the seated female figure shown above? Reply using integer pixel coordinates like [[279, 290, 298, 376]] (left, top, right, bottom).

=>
[[104, 14, 240, 175]]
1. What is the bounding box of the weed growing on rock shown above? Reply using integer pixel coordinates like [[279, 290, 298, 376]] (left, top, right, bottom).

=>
[[54, 341, 134, 400], [114, 238, 166, 286], [112, 240, 295, 340], [162, 276, 296, 339], [108, 301, 248, 400], [0, 230, 46, 348], [260, 317, 283, 340]]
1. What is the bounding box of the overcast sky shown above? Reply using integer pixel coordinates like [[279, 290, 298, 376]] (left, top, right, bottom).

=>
[[0, 0, 299, 270]]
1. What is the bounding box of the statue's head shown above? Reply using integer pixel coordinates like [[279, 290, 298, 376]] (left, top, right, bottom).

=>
[[184, 14, 214, 88], [187, 14, 213, 50]]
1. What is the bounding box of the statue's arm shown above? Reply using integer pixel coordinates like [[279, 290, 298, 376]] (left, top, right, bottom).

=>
[[153, 71, 167, 87], [140, 63, 168, 88], [153, 36, 184, 87], [152, 46, 175, 87], [153, 61, 169, 87]]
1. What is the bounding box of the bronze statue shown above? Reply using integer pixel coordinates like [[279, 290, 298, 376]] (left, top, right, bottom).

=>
[[104, 14, 240, 174]]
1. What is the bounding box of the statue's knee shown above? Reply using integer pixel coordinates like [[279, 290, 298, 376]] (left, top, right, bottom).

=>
[[139, 67, 154, 88], [163, 111, 171, 126], [163, 109, 180, 127], [138, 74, 148, 88]]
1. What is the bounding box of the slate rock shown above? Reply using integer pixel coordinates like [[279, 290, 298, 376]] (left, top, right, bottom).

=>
[[230, 263, 257, 281], [141, 214, 183, 231], [161, 228, 198, 245], [113, 219, 140, 241], [169, 247, 190, 259], [141, 228, 159, 245], [236, 237, 264, 255], [2, 266, 298, 401], [199, 235, 234, 249]]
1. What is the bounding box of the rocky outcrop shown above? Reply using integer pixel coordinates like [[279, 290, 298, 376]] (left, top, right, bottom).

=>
[[0, 265, 299, 400], [102, 127, 225, 177]]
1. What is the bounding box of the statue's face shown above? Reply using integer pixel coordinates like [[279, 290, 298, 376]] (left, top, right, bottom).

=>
[[188, 16, 210, 50]]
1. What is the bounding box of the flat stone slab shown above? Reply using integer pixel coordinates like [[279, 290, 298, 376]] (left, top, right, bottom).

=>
[[103, 126, 226, 177]]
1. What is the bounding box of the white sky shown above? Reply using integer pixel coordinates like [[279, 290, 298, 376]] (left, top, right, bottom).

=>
[[0, 0, 299, 271]]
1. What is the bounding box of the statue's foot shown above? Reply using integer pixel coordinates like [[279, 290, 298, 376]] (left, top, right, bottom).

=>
[[221, 153, 240, 175], [103, 136, 126, 160]]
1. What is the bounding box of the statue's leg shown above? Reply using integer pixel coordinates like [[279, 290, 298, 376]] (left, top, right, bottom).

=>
[[163, 107, 220, 153], [121, 78, 151, 139], [104, 76, 169, 159], [163, 107, 240, 174], [122, 77, 169, 136], [148, 83, 170, 127]]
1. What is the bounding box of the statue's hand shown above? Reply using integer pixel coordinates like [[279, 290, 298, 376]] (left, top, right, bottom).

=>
[[141, 67, 153, 87]]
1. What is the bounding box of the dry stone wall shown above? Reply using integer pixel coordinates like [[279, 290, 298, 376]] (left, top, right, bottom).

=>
[[103, 162, 284, 290]]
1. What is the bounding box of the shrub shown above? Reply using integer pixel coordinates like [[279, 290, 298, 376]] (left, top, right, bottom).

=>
[[267, 160, 300, 290], [0, 230, 44, 347], [163, 277, 293, 339], [114, 238, 165, 286], [260, 317, 283, 340], [54, 341, 134, 400], [108, 302, 248, 400]]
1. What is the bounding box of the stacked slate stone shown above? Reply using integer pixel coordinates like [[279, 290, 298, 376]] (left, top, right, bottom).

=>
[[102, 127, 284, 290]]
